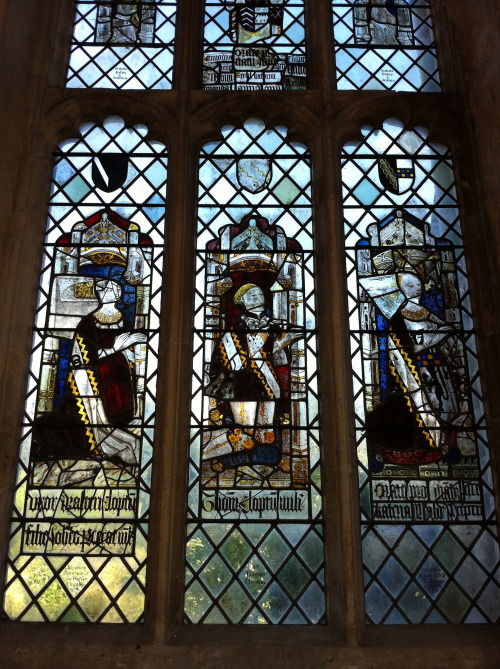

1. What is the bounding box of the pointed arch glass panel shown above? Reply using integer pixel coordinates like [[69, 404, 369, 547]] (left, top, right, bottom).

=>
[[184, 119, 325, 624], [3, 117, 167, 623], [66, 1, 177, 89], [332, 1, 441, 91], [343, 118, 500, 623]]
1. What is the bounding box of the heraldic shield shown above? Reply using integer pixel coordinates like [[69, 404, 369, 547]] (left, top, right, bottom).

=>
[[92, 152, 129, 193], [378, 157, 415, 194], [237, 157, 272, 192]]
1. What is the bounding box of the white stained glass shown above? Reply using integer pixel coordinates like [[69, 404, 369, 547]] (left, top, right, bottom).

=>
[[203, 1, 307, 91]]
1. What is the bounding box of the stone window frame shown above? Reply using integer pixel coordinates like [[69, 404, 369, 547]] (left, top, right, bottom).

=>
[[0, 0, 499, 664]]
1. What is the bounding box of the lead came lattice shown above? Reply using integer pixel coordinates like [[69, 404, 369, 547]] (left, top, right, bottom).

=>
[[184, 119, 326, 624], [66, 1, 177, 89], [332, 1, 440, 91], [3, 117, 167, 623], [343, 118, 500, 624], [203, 1, 307, 91]]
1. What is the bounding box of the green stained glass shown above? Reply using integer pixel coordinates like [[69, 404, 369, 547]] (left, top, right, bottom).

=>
[[278, 556, 311, 599], [200, 555, 233, 597], [220, 530, 253, 571]]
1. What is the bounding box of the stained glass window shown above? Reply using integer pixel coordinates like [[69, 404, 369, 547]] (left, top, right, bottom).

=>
[[343, 118, 500, 624], [332, 1, 440, 91], [3, 116, 167, 623], [184, 119, 325, 624], [66, 1, 177, 89], [202, 1, 307, 91]]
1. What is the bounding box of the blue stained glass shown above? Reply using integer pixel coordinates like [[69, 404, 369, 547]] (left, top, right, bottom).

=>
[[365, 582, 392, 623], [283, 608, 308, 624], [378, 557, 410, 597], [398, 586, 431, 623], [298, 581, 325, 624], [260, 581, 292, 623], [297, 531, 326, 573], [464, 608, 488, 624], [353, 179, 380, 204], [424, 609, 447, 624], [471, 530, 500, 573], [416, 557, 447, 598], [455, 556, 489, 599], [144, 194, 166, 222], [412, 525, 444, 548], [384, 609, 408, 624], [363, 533, 388, 573]]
